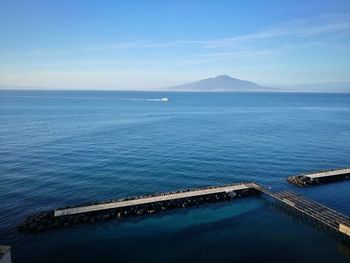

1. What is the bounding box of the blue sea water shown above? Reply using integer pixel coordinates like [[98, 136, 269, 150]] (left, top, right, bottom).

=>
[[0, 90, 350, 262]]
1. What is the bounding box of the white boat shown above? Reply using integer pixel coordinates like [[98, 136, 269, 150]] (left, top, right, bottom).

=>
[[161, 98, 169, 102]]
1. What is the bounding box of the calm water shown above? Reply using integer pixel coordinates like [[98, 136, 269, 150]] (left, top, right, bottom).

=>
[[1, 90, 350, 262]]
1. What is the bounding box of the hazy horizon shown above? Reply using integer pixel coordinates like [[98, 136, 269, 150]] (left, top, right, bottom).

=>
[[1, 1, 350, 90], [1, 75, 350, 93]]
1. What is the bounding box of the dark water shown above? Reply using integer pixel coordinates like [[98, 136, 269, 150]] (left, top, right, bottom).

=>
[[1, 90, 350, 262]]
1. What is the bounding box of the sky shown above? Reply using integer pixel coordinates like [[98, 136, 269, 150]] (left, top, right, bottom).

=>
[[0, 0, 350, 90]]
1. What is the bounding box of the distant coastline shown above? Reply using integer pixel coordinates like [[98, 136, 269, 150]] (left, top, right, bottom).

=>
[[1, 74, 350, 93]]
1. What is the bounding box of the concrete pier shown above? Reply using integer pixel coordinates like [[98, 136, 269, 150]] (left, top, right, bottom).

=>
[[19, 182, 260, 233], [259, 187, 350, 238], [0, 246, 12, 263], [54, 183, 256, 216], [18, 176, 350, 239], [287, 168, 350, 186]]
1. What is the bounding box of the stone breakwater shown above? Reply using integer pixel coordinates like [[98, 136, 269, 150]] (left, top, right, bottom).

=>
[[19, 183, 260, 233], [287, 168, 350, 187]]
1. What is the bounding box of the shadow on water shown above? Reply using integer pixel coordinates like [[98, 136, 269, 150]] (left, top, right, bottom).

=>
[[337, 242, 350, 260]]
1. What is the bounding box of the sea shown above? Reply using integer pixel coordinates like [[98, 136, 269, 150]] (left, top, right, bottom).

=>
[[1, 90, 350, 263]]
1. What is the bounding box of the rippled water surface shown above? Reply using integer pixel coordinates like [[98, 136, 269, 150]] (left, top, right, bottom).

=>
[[1, 91, 350, 262]]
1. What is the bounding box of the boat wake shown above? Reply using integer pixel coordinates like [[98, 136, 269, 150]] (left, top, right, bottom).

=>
[[129, 97, 169, 102], [1, 95, 169, 102]]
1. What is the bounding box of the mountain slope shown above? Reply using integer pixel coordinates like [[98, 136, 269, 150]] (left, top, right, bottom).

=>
[[166, 75, 275, 92]]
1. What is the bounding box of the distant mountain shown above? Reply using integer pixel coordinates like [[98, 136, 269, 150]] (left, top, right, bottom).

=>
[[275, 82, 350, 93], [165, 75, 276, 92]]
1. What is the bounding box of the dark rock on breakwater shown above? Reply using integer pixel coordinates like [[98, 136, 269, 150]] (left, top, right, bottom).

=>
[[287, 171, 350, 187], [287, 175, 314, 186], [19, 187, 260, 234]]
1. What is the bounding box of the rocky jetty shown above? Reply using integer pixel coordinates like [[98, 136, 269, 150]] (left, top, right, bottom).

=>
[[287, 168, 350, 187], [287, 175, 313, 186], [19, 185, 260, 233]]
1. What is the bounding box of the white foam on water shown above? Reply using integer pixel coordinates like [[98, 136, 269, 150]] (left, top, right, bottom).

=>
[[1, 95, 169, 102]]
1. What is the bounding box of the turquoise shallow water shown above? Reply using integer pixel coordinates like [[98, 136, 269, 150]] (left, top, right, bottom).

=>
[[0, 91, 350, 262]]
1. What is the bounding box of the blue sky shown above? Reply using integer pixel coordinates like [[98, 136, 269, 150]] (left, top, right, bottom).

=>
[[0, 0, 350, 89]]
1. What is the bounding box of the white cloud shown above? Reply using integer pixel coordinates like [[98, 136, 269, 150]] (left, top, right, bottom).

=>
[[79, 14, 350, 50], [196, 14, 350, 48], [2, 14, 349, 57]]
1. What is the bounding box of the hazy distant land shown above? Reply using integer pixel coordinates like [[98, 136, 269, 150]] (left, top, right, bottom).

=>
[[274, 82, 350, 93], [164, 75, 350, 93], [1, 75, 350, 93], [165, 75, 277, 92]]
